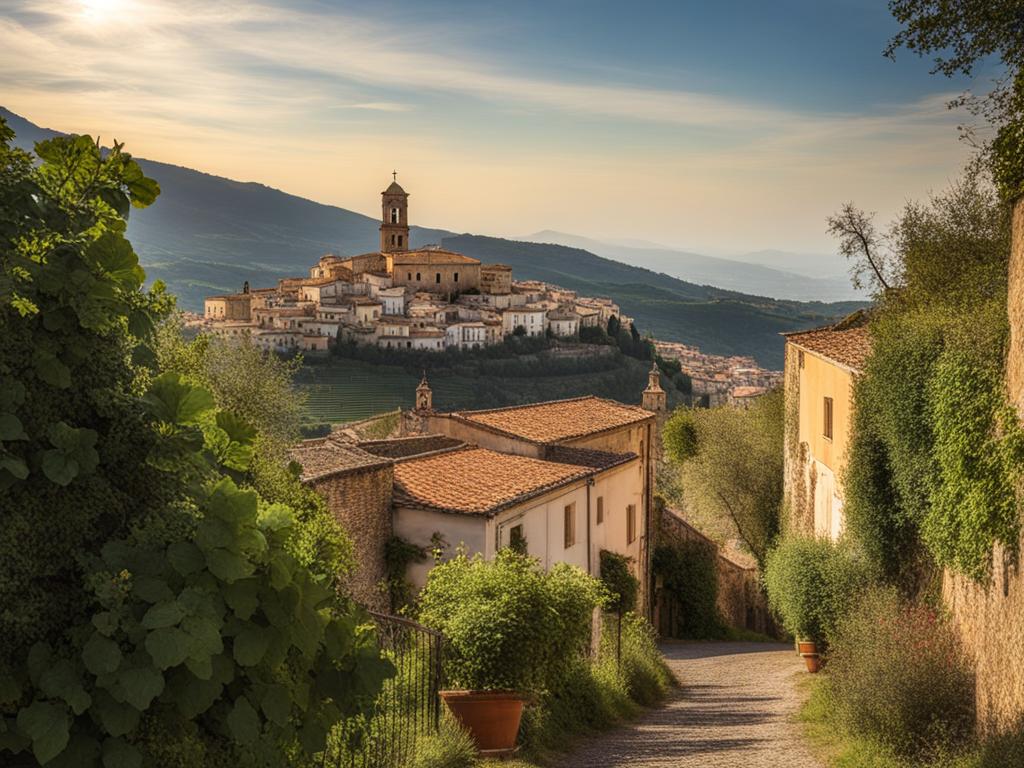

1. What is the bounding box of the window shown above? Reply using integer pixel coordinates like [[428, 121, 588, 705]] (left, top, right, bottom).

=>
[[397, 235, 403, 247], [390, 207, 400, 224], [596, 496, 604, 525], [454, 272, 459, 282], [823, 397, 834, 440], [416, 272, 421, 281], [564, 503, 576, 548], [626, 504, 636, 544], [407, 272, 412, 280], [435, 273, 441, 284], [391, 234, 396, 246], [509, 524, 525, 553]]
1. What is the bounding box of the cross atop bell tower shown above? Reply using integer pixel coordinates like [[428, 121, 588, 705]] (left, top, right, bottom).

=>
[[380, 173, 409, 254]]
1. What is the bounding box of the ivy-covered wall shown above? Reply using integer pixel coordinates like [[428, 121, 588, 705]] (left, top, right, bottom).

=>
[[944, 196, 1024, 735]]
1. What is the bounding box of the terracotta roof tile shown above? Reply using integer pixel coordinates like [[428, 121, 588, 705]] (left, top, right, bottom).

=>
[[358, 435, 464, 459], [290, 437, 392, 482], [452, 396, 653, 444], [542, 445, 636, 470], [784, 325, 872, 372], [393, 447, 589, 515], [390, 249, 480, 266]]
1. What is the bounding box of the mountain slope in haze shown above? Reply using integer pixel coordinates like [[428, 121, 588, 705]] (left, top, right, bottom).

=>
[[3, 107, 866, 368], [444, 234, 865, 367], [525, 230, 861, 302]]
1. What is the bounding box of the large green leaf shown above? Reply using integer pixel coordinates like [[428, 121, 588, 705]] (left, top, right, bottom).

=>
[[167, 541, 204, 576], [102, 737, 142, 768], [91, 691, 139, 738], [233, 625, 270, 667], [114, 666, 164, 711], [222, 578, 260, 620], [206, 548, 255, 583], [140, 600, 186, 630], [142, 373, 214, 425], [86, 232, 143, 290], [33, 349, 71, 389], [260, 684, 291, 727], [0, 413, 27, 441], [207, 478, 258, 525], [16, 700, 70, 764], [39, 660, 91, 715], [82, 633, 122, 676], [226, 696, 260, 745], [145, 627, 190, 670], [41, 422, 99, 486]]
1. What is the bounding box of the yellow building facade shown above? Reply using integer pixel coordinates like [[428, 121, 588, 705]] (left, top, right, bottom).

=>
[[782, 315, 870, 540]]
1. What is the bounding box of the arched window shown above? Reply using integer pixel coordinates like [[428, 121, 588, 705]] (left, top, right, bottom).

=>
[[390, 207, 400, 223], [416, 272, 421, 281]]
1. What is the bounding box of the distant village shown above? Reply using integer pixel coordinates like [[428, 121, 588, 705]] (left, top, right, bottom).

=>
[[198, 177, 632, 354], [195, 176, 782, 404]]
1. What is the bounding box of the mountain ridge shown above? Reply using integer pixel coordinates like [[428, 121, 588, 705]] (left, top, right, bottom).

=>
[[2, 106, 866, 367]]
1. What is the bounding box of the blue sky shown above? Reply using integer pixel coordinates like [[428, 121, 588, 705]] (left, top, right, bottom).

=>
[[0, 0, 989, 256]]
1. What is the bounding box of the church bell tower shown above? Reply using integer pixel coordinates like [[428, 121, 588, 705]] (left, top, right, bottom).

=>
[[380, 172, 410, 254]]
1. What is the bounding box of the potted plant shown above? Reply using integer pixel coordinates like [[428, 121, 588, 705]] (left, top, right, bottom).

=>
[[416, 549, 552, 755]]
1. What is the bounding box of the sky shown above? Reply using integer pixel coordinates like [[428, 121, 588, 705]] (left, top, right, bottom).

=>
[[0, 0, 996, 256]]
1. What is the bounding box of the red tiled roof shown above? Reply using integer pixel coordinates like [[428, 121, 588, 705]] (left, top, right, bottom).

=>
[[390, 249, 480, 266], [393, 447, 589, 515], [452, 396, 653, 444], [784, 325, 871, 372], [290, 437, 392, 482]]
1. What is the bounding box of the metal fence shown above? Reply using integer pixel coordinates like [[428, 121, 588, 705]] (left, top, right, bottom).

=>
[[321, 611, 444, 768]]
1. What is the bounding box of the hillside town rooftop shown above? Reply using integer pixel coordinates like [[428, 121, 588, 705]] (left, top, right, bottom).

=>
[[783, 321, 872, 372], [389, 249, 480, 265], [290, 437, 392, 482], [392, 447, 591, 515], [451, 396, 654, 444]]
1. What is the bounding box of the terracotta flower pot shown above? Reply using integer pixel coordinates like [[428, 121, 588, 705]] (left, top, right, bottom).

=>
[[797, 640, 818, 656], [440, 690, 525, 755], [801, 654, 822, 673]]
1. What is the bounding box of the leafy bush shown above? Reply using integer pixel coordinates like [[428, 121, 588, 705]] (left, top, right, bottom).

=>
[[407, 715, 476, 768], [601, 612, 674, 707], [653, 541, 724, 639], [599, 550, 638, 614], [763, 536, 875, 644], [0, 122, 389, 766], [416, 549, 607, 692], [827, 588, 975, 760]]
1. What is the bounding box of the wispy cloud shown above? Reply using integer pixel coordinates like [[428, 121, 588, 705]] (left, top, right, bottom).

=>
[[0, 0, 972, 252]]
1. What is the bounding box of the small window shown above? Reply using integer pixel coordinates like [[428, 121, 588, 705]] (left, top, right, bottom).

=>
[[509, 524, 526, 553], [391, 207, 400, 224], [435, 273, 441, 284], [596, 496, 604, 525], [454, 272, 459, 282], [407, 272, 412, 280], [391, 234, 396, 246], [416, 272, 421, 281], [626, 504, 636, 544], [824, 397, 834, 440], [564, 503, 576, 549], [398, 235, 403, 247]]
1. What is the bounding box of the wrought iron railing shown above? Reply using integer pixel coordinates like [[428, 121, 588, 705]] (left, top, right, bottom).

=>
[[321, 611, 444, 768]]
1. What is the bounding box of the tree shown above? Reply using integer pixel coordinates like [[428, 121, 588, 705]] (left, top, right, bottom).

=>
[[607, 315, 621, 337], [826, 203, 898, 294], [662, 390, 783, 567], [0, 119, 389, 766], [886, 0, 1024, 197]]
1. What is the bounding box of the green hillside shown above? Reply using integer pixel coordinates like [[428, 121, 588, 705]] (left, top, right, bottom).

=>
[[2, 107, 865, 368]]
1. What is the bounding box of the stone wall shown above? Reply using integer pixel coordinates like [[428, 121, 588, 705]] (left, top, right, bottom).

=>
[[655, 507, 772, 636], [782, 341, 815, 535], [306, 465, 394, 613], [943, 197, 1024, 735]]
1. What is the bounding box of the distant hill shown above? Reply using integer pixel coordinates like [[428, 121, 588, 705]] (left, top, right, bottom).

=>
[[524, 230, 861, 302], [444, 235, 864, 367], [2, 107, 867, 368]]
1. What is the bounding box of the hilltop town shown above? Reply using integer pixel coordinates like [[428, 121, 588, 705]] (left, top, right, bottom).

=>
[[654, 340, 783, 407], [200, 176, 633, 354]]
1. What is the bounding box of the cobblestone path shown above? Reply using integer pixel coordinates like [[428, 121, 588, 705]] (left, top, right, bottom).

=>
[[558, 641, 824, 768]]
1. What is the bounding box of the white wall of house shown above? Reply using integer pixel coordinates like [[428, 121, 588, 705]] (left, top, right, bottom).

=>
[[501, 308, 546, 336], [393, 507, 488, 591], [491, 482, 590, 573]]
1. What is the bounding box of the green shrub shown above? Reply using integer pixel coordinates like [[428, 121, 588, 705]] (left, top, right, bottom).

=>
[[599, 550, 638, 614], [407, 715, 476, 768], [601, 612, 674, 707], [416, 549, 606, 692], [827, 588, 975, 760], [653, 540, 724, 639], [763, 535, 875, 644]]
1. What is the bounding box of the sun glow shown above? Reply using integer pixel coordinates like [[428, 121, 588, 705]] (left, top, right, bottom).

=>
[[78, 0, 127, 21]]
